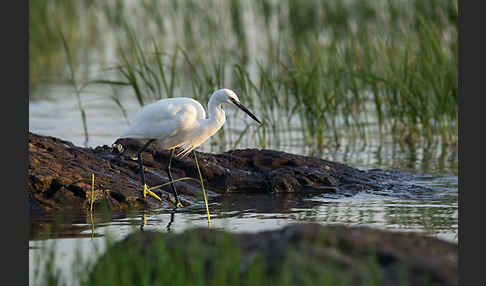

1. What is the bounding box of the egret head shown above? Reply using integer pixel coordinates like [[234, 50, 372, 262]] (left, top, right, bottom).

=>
[[214, 88, 262, 125], [221, 88, 240, 104]]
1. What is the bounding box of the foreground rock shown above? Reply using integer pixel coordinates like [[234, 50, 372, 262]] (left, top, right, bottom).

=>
[[89, 223, 457, 286], [29, 132, 432, 212]]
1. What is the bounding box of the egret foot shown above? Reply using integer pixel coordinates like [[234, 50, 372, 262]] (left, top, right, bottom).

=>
[[143, 184, 162, 202], [162, 193, 182, 208], [166, 195, 183, 208], [144, 179, 188, 208]]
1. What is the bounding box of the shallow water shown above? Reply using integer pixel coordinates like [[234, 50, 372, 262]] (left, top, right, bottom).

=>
[[29, 184, 457, 284], [29, 85, 458, 284]]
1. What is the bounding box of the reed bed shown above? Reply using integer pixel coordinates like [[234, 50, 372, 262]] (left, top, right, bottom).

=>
[[30, 0, 458, 151]]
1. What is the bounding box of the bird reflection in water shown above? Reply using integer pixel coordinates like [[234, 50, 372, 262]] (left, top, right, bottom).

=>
[[140, 208, 177, 232]]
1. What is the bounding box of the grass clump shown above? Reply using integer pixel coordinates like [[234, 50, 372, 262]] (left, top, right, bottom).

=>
[[33, 228, 383, 286], [32, 223, 455, 286]]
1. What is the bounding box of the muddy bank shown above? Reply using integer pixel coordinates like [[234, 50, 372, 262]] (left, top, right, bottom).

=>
[[28, 132, 433, 212], [89, 223, 457, 286]]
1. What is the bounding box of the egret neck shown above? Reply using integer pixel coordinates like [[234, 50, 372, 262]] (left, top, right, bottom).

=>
[[203, 94, 227, 138]]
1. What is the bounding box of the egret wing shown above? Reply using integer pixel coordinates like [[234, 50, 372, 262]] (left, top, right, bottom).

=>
[[121, 98, 203, 150]]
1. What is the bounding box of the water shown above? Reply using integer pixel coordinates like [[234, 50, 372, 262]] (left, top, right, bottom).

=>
[[29, 84, 458, 284]]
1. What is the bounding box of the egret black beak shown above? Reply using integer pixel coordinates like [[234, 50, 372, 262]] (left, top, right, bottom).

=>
[[230, 98, 262, 124]]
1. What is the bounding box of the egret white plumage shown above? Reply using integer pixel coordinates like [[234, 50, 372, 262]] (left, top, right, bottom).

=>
[[119, 88, 261, 214]]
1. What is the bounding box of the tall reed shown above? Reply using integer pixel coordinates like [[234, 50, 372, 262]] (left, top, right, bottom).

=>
[[31, 0, 458, 150]]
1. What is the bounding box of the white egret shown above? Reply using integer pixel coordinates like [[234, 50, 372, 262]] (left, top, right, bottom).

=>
[[119, 88, 261, 215]]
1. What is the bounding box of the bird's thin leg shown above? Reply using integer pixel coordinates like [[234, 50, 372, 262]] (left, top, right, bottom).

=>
[[137, 139, 155, 186], [193, 150, 211, 224], [136, 139, 162, 202], [167, 148, 183, 208]]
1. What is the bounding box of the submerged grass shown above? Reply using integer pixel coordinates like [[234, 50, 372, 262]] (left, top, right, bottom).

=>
[[30, 0, 458, 151]]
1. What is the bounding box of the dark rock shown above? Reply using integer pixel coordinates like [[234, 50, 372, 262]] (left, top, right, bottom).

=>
[[28, 132, 433, 212]]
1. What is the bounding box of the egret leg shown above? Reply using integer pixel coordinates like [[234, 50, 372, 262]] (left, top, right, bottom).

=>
[[137, 139, 162, 202], [167, 149, 183, 208], [193, 150, 211, 224]]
